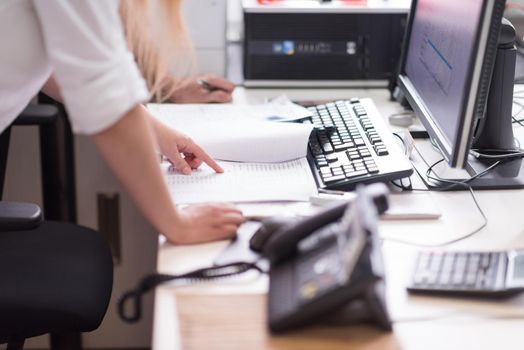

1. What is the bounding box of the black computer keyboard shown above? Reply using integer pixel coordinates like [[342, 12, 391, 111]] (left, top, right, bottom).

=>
[[300, 98, 413, 191]]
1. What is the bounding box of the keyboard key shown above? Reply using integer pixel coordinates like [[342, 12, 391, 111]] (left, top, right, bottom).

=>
[[334, 144, 349, 152], [347, 151, 360, 161], [429, 254, 443, 272], [364, 158, 376, 166], [465, 273, 477, 287], [322, 143, 334, 154], [439, 273, 452, 286], [480, 253, 492, 269], [345, 169, 368, 178], [375, 148, 388, 156], [468, 254, 481, 273], [451, 272, 464, 286], [441, 254, 455, 274], [326, 154, 338, 163], [413, 271, 429, 286], [360, 151, 372, 158], [427, 272, 439, 285], [322, 174, 346, 184], [319, 167, 331, 175], [370, 136, 382, 144], [453, 254, 468, 281]]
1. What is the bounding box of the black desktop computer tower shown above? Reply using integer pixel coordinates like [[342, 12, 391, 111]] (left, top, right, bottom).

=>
[[242, 0, 410, 87]]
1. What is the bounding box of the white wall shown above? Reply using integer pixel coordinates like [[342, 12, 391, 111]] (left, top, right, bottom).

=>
[[181, 0, 227, 75]]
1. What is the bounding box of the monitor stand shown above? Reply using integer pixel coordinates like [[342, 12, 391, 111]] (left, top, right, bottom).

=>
[[414, 18, 524, 190]]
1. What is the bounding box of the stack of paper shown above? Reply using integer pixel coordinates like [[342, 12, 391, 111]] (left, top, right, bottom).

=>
[[163, 159, 317, 204], [148, 100, 313, 163], [148, 98, 319, 204]]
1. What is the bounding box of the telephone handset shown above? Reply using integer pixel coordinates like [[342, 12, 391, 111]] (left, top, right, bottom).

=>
[[261, 202, 348, 263], [262, 183, 389, 264], [264, 184, 392, 333]]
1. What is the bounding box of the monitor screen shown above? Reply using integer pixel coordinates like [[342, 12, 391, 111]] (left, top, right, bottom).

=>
[[404, 0, 483, 146], [398, 0, 504, 167]]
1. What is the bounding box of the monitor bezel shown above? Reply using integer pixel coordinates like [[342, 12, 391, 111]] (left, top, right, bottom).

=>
[[397, 0, 503, 167]]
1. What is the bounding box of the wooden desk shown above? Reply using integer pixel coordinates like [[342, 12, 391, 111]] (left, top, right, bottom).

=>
[[152, 87, 524, 349], [154, 241, 524, 349]]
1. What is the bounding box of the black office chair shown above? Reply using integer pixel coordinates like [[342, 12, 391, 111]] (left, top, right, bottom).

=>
[[0, 105, 113, 350]]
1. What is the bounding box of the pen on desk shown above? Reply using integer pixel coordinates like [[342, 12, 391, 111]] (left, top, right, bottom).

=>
[[197, 79, 223, 92]]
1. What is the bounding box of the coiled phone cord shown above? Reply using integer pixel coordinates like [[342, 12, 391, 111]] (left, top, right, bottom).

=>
[[117, 261, 264, 323]]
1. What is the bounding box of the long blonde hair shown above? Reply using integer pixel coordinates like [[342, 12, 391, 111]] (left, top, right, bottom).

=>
[[120, 0, 194, 102]]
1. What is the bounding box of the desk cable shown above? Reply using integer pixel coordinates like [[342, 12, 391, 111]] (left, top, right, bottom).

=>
[[385, 132, 506, 248], [510, 87, 524, 126], [117, 261, 265, 323]]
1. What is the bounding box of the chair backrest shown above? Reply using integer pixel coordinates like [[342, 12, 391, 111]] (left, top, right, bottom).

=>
[[0, 126, 11, 199], [0, 103, 60, 201]]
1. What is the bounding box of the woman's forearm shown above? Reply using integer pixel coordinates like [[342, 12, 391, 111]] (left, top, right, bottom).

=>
[[91, 105, 179, 236]]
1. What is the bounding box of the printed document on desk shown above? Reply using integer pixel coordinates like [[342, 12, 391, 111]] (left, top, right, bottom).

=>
[[163, 158, 317, 204], [147, 103, 313, 163], [148, 95, 312, 123]]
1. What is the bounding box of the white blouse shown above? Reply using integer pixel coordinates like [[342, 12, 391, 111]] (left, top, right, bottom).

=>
[[0, 0, 149, 134]]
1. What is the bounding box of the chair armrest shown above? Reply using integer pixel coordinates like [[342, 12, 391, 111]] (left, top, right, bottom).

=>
[[14, 104, 58, 126], [0, 202, 43, 231]]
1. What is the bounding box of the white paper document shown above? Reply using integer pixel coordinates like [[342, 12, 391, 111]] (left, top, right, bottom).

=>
[[148, 94, 312, 123], [261, 94, 314, 121], [147, 101, 313, 163], [163, 158, 317, 204]]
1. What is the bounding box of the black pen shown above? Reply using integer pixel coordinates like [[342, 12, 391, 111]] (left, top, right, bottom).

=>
[[197, 79, 222, 92]]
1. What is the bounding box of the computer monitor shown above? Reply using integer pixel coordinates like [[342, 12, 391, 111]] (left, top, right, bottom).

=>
[[398, 0, 524, 189]]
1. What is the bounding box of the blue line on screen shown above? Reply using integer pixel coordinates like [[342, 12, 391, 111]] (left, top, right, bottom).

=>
[[427, 39, 453, 70]]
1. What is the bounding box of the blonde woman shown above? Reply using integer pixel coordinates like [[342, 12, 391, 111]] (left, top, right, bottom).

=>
[[1, 0, 244, 244], [120, 0, 235, 104]]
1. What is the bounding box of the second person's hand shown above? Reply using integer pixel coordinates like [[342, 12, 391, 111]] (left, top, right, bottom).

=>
[[168, 74, 235, 104]]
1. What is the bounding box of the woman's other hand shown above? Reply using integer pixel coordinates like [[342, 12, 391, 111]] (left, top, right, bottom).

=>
[[169, 74, 235, 104], [166, 203, 244, 244]]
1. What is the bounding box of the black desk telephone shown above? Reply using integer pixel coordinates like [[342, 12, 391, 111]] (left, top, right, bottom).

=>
[[262, 184, 392, 333], [118, 185, 391, 333]]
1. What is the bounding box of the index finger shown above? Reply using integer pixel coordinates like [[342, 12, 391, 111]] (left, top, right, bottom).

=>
[[192, 144, 224, 173]]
